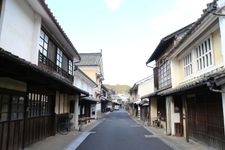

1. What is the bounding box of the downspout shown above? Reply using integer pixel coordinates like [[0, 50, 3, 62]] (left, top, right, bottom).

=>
[[146, 63, 155, 69], [209, 87, 225, 93]]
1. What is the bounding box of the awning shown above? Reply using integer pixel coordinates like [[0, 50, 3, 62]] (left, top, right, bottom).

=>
[[159, 67, 225, 96], [141, 92, 157, 99], [80, 96, 98, 104], [0, 48, 89, 96], [142, 103, 149, 106], [134, 99, 141, 104]]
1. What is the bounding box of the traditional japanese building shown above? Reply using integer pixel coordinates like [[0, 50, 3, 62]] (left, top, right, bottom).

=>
[[0, 0, 88, 149], [146, 0, 225, 149]]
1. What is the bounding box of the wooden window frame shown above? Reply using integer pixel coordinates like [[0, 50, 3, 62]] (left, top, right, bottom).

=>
[[68, 60, 73, 75], [184, 53, 192, 77], [39, 29, 49, 57], [28, 93, 52, 118], [158, 60, 171, 90], [56, 48, 63, 68], [196, 36, 213, 71]]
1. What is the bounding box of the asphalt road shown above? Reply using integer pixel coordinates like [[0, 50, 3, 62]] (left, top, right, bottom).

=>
[[76, 110, 173, 150]]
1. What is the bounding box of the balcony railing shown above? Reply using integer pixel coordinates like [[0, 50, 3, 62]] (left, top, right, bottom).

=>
[[39, 52, 74, 82]]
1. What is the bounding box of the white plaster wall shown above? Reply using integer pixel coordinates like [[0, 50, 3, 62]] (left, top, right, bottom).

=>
[[138, 78, 154, 97], [171, 99, 181, 136], [219, 16, 225, 66], [90, 104, 96, 119], [150, 97, 157, 125], [0, 0, 41, 64], [171, 59, 181, 88]]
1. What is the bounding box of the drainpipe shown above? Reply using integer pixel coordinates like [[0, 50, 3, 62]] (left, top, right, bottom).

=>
[[209, 87, 225, 93], [146, 63, 155, 69]]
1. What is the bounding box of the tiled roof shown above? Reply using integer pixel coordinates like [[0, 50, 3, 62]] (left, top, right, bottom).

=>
[[146, 23, 194, 64], [81, 96, 98, 103], [171, 0, 218, 55], [38, 0, 80, 60], [77, 53, 102, 66]]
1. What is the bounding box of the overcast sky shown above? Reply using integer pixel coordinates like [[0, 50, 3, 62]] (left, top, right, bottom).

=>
[[45, 0, 212, 86]]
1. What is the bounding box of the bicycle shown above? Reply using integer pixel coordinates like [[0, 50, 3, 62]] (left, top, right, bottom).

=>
[[57, 114, 73, 135], [58, 120, 69, 135]]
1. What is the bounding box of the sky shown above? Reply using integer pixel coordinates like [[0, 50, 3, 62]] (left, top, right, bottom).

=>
[[45, 0, 212, 86]]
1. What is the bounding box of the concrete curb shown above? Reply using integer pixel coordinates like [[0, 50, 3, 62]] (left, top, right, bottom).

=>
[[65, 116, 105, 150]]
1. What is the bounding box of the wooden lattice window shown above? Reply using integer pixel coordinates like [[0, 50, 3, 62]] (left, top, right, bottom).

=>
[[196, 37, 213, 71], [158, 60, 171, 90], [0, 95, 9, 122], [184, 53, 192, 77], [28, 93, 52, 118]]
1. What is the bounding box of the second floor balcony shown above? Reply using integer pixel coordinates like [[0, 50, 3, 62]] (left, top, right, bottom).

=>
[[38, 52, 74, 82]]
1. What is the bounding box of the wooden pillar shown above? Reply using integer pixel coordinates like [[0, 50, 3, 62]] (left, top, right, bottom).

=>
[[22, 91, 29, 148], [74, 95, 79, 130], [183, 95, 189, 142], [166, 96, 172, 135], [222, 85, 225, 134], [148, 98, 151, 124]]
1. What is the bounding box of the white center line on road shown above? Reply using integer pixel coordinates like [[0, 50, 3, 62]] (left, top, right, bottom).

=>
[[130, 125, 142, 128], [144, 135, 160, 138]]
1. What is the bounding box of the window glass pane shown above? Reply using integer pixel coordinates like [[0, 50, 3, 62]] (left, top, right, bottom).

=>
[[2, 104, 8, 112], [18, 113, 23, 119], [12, 96, 18, 104], [44, 42, 48, 50], [40, 30, 44, 39], [2, 95, 9, 103], [11, 112, 17, 120], [44, 35, 49, 42], [43, 50, 47, 56], [18, 104, 24, 112], [19, 97, 24, 104], [1, 113, 8, 121], [208, 38, 211, 50], [39, 38, 43, 46], [39, 30, 48, 56]]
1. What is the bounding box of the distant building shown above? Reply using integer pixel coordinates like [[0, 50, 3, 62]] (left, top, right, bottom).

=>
[[129, 76, 153, 120], [73, 68, 98, 120], [77, 52, 107, 115]]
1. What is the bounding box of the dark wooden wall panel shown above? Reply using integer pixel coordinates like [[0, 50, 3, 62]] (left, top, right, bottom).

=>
[[24, 116, 54, 147], [187, 91, 225, 149], [0, 122, 9, 150]]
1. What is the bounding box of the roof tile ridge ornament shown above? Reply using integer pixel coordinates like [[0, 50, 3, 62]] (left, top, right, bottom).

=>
[[169, 0, 218, 57], [203, 0, 218, 14]]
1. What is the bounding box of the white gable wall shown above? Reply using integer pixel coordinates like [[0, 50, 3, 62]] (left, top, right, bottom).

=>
[[0, 0, 41, 64]]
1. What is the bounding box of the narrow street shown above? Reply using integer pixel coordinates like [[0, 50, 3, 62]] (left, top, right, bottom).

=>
[[76, 110, 173, 150]]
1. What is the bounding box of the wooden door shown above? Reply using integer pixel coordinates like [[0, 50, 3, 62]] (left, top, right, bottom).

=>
[[0, 91, 25, 150]]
